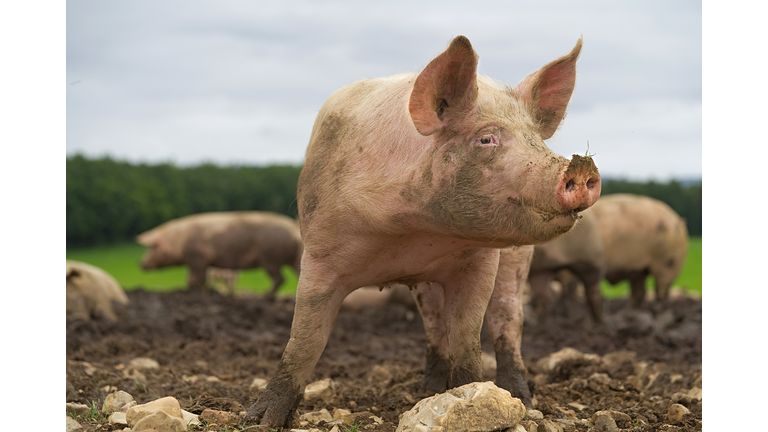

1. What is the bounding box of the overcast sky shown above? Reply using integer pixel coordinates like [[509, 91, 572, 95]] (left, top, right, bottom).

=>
[[66, 1, 701, 180]]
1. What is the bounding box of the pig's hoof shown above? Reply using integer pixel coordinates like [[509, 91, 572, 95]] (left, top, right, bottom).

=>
[[423, 351, 450, 393], [241, 379, 302, 428]]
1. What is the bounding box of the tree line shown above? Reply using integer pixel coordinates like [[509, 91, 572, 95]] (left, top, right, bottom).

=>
[[66, 155, 702, 247]]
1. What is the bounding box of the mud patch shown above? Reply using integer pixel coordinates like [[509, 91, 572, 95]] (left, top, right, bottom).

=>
[[67, 288, 701, 431]]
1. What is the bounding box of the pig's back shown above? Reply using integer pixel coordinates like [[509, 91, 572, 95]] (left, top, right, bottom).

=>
[[591, 194, 686, 272]]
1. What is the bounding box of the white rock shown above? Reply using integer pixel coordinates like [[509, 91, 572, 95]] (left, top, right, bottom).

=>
[[104, 390, 136, 413], [128, 357, 160, 370], [526, 409, 544, 420], [108, 411, 127, 425], [181, 409, 200, 427], [132, 410, 187, 432], [591, 410, 630, 425], [333, 408, 352, 419], [688, 386, 702, 401], [300, 408, 334, 424], [66, 416, 84, 432], [396, 381, 525, 432], [126, 396, 183, 426], [535, 347, 600, 373], [250, 377, 269, 390], [304, 378, 337, 403]]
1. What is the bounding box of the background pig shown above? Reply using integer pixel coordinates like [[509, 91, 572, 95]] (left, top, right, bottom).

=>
[[206, 267, 240, 295], [66, 260, 129, 322], [590, 193, 688, 306], [243, 36, 600, 427], [136, 211, 302, 298], [527, 208, 606, 322]]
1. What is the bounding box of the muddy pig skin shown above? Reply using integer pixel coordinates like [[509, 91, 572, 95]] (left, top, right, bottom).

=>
[[590, 193, 688, 306], [66, 260, 129, 322], [243, 36, 600, 427], [528, 207, 606, 322], [136, 211, 302, 298]]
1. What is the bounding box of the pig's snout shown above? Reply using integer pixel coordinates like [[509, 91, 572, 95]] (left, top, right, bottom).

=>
[[556, 154, 601, 213]]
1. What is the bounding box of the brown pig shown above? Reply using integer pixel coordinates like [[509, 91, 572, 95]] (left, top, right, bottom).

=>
[[528, 207, 606, 322], [590, 193, 688, 306], [243, 35, 600, 427], [66, 260, 129, 322], [136, 211, 302, 298]]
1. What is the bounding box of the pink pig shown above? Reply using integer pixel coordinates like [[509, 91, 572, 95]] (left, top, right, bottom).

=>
[[243, 35, 600, 427]]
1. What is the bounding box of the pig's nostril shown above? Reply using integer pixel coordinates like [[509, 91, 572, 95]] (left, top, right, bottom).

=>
[[565, 179, 575, 192], [587, 178, 599, 189]]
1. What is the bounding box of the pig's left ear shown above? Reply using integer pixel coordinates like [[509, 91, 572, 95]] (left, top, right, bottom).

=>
[[409, 35, 479, 136], [516, 37, 582, 140]]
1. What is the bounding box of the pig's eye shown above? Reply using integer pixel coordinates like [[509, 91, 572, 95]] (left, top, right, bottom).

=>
[[476, 134, 499, 147]]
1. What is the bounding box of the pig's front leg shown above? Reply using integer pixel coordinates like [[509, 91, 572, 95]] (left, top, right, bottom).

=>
[[486, 245, 535, 407], [411, 282, 449, 393], [242, 263, 351, 428], [439, 248, 501, 388]]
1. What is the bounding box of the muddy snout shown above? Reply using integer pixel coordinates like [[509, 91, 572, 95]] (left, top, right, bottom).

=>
[[555, 154, 601, 213]]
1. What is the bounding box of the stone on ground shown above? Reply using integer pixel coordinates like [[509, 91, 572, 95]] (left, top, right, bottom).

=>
[[396, 381, 525, 432], [535, 347, 600, 373], [304, 378, 338, 403]]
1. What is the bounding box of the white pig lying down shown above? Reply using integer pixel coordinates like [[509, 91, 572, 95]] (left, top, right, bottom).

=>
[[66, 260, 129, 322], [589, 193, 689, 306], [136, 211, 303, 299], [243, 35, 601, 427]]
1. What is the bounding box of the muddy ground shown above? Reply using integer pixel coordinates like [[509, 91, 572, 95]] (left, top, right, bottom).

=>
[[66, 287, 702, 431]]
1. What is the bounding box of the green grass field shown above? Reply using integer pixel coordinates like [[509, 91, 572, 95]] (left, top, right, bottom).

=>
[[600, 236, 702, 299], [67, 237, 702, 298]]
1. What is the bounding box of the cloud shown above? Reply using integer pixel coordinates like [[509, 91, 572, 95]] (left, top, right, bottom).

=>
[[66, 0, 701, 179]]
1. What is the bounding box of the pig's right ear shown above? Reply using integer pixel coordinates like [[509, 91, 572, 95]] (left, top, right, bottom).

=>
[[409, 35, 479, 136]]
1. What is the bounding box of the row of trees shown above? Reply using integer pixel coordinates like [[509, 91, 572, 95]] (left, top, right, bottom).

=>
[[67, 155, 702, 247], [67, 155, 301, 247]]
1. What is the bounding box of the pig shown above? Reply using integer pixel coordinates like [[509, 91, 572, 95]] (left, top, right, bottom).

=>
[[410, 245, 535, 400], [527, 207, 606, 322], [589, 193, 688, 306], [243, 35, 600, 427], [136, 211, 302, 298], [66, 260, 129, 322]]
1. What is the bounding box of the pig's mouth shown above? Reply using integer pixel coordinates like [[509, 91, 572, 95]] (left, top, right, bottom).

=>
[[507, 196, 582, 223], [537, 209, 583, 223]]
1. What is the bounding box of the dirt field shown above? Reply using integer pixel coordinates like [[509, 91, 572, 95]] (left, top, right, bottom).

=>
[[66, 287, 702, 431]]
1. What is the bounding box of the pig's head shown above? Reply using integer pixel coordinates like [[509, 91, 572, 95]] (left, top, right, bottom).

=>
[[136, 229, 180, 270], [407, 35, 601, 245]]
